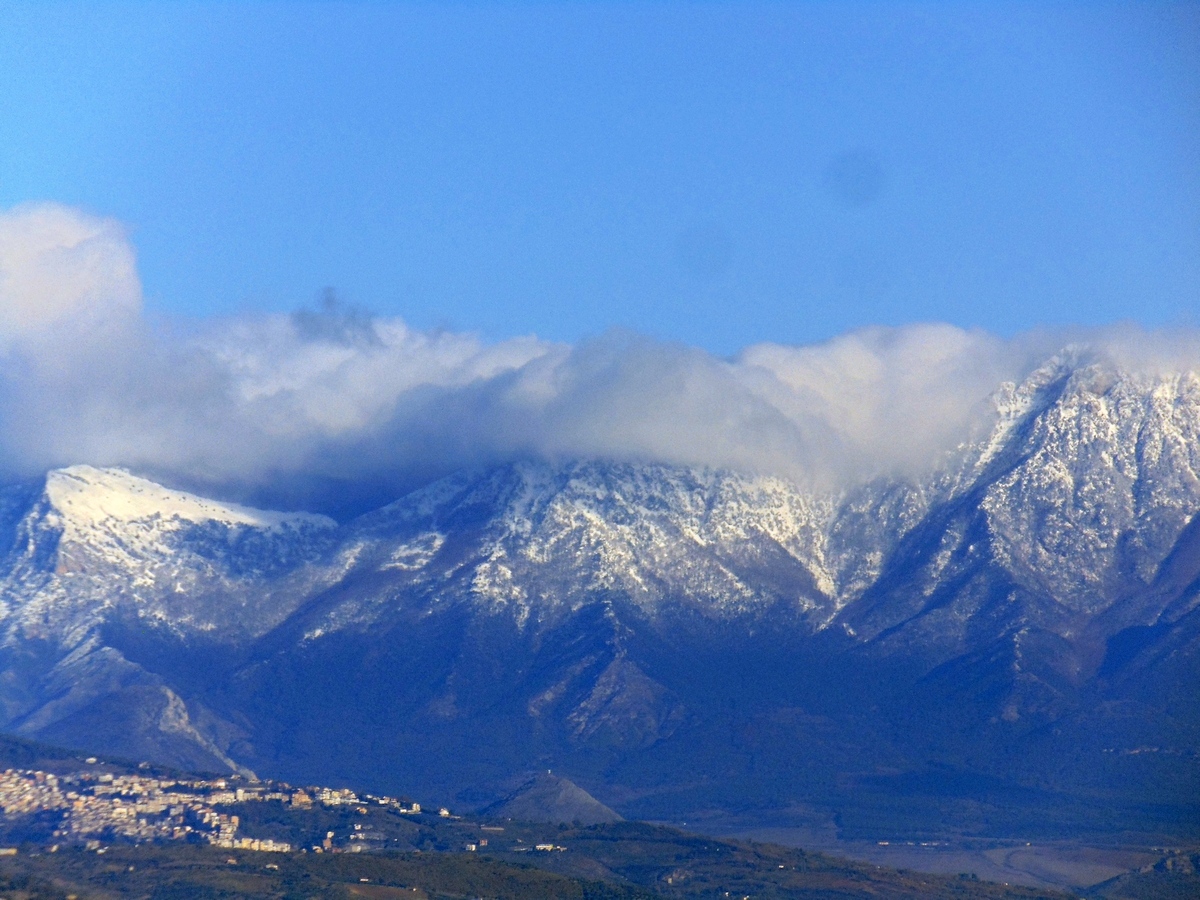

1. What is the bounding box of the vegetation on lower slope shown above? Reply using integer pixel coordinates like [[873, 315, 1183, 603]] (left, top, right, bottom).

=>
[[0, 842, 1073, 900]]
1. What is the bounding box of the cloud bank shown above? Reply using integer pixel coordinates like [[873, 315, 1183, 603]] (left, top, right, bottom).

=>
[[0, 203, 1193, 516]]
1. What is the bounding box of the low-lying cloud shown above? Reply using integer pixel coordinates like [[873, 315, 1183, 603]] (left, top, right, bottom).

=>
[[0, 203, 1193, 517]]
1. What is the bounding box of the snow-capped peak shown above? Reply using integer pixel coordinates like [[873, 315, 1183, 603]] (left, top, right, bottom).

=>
[[45, 465, 334, 532]]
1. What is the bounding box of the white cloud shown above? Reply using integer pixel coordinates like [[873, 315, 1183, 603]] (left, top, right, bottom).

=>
[[0, 203, 1194, 516], [0, 203, 141, 341], [735, 325, 1060, 482]]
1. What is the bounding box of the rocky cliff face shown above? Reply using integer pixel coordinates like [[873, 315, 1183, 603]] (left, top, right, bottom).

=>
[[0, 351, 1195, 833], [840, 358, 1200, 731]]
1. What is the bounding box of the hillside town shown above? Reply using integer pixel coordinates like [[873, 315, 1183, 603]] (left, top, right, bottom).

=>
[[0, 765, 425, 853]]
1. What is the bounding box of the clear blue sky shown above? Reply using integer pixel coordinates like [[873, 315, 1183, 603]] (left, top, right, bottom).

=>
[[1, 1, 1197, 353]]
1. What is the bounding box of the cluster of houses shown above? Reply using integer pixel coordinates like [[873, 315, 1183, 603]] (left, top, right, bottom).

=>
[[0, 767, 294, 850], [0, 766, 426, 853]]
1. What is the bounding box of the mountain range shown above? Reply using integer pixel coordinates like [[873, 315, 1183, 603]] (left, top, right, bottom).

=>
[[0, 349, 1196, 839]]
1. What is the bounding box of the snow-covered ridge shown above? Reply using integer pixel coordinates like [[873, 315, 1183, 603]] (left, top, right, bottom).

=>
[[45, 465, 334, 531]]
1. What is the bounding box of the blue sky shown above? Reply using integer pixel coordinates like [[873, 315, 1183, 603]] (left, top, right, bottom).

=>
[[1, 1, 1198, 354]]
